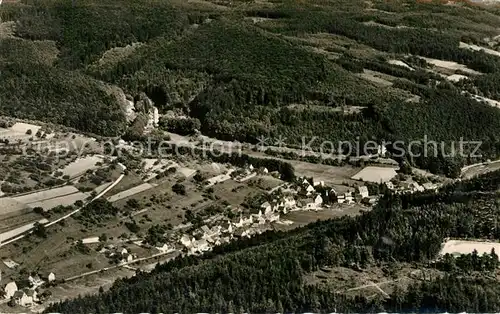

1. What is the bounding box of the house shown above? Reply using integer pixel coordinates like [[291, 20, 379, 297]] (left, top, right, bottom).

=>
[[422, 182, 438, 191], [283, 197, 296, 209], [180, 235, 193, 248], [337, 195, 346, 204], [262, 167, 269, 174], [302, 178, 310, 185], [40, 272, 56, 282], [120, 248, 128, 255], [313, 180, 324, 187], [344, 192, 354, 204], [260, 201, 272, 213], [410, 182, 425, 193], [358, 186, 369, 198], [305, 185, 315, 196], [4, 281, 18, 298], [13, 289, 36, 307], [249, 164, 254, 171], [314, 195, 323, 205], [385, 181, 395, 190], [28, 275, 44, 288]]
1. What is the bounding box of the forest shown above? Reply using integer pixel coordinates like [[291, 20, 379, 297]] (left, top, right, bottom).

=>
[[1, 0, 500, 176], [46, 170, 500, 313]]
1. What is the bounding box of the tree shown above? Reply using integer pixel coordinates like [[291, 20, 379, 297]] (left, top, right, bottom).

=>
[[172, 183, 186, 195], [33, 222, 47, 238], [33, 206, 44, 214]]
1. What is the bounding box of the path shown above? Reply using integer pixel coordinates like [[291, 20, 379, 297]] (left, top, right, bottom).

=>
[[64, 249, 179, 282]]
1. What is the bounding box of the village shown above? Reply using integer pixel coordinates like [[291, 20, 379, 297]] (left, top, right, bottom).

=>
[[0, 114, 489, 311]]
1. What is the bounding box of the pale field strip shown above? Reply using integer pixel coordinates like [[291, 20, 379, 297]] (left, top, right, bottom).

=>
[[206, 170, 235, 187], [59, 155, 104, 178], [422, 57, 482, 75], [387, 59, 414, 71], [0, 198, 27, 215], [94, 182, 112, 194], [81, 236, 100, 244], [107, 182, 156, 203], [0, 122, 41, 141], [459, 42, 500, 58], [0, 218, 49, 243], [12, 185, 79, 204], [440, 239, 500, 259], [351, 166, 398, 183], [470, 94, 500, 109], [446, 74, 468, 82], [27, 192, 89, 211]]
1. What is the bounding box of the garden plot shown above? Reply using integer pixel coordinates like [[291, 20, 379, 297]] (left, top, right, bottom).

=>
[[459, 42, 500, 58], [0, 198, 27, 215], [59, 155, 104, 178], [107, 183, 155, 203], [0, 122, 41, 141], [0, 218, 49, 243], [422, 57, 482, 76], [94, 182, 112, 194], [27, 192, 89, 211], [143, 159, 173, 181], [178, 167, 196, 178], [12, 185, 79, 204], [351, 166, 398, 183], [439, 239, 500, 258], [357, 69, 393, 87]]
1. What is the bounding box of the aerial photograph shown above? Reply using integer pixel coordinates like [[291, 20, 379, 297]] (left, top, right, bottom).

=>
[[0, 0, 499, 312]]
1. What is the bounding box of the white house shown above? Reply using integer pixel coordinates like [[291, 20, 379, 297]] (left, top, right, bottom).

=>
[[4, 281, 17, 298], [47, 272, 56, 282], [249, 164, 254, 171], [314, 195, 323, 205], [120, 248, 128, 255], [313, 180, 324, 187], [385, 181, 395, 190], [337, 195, 346, 204], [180, 235, 193, 248], [358, 186, 369, 198], [13, 289, 36, 307], [28, 275, 44, 288], [262, 167, 269, 174], [261, 202, 272, 213], [305, 185, 315, 196]]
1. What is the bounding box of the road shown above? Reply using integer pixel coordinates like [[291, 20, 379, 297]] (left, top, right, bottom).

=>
[[0, 163, 126, 248], [64, 249, 180, 282], [460, 159, 500, 179]]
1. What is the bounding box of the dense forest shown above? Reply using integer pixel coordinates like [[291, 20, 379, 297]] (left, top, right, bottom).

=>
[[1, 0, 500, 175], [46, 170, 500, 313]]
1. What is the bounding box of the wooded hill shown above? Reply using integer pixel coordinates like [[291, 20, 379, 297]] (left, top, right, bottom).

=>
[[1, 0, 500, 174]]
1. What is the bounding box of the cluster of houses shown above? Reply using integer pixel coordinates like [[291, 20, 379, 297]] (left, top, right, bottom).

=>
[[100, 245, 137, 264], [293, 178, 377, 207], [385, 181, 440, 194], [3, 272, 55, 307]]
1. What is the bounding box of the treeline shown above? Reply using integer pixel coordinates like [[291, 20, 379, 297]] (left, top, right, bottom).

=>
[[46, 172, 500, 313]]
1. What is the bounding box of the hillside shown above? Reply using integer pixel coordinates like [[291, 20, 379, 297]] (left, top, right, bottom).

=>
[[1, 0, 500, 175], [46, 170, 500, 313]]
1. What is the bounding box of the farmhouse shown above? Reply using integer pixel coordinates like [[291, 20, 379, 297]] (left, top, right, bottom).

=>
[[4, 281, 18, 298], [358, 186, 369, 198], [13, 289, 37, 307]]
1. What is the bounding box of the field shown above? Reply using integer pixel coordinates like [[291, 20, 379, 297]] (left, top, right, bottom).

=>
[[27, 192, 89, 211], [107, 183, 155, 203], [59, 155, 104, 178], [351, 166, 398, 183], [12, 186, 79, 204], [439, 239, 500, 258]]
